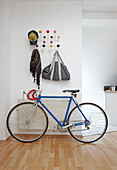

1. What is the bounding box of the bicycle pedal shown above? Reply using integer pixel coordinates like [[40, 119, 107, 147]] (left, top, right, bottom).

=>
[[53, 126, 57, 132]]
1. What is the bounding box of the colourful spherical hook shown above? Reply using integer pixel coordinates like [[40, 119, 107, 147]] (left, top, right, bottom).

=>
[[57, 44, 60, 48], [39, 30, 42, 33], [46, 30, 50, 33], [42, 44, 46, 47], [53, 30, 57, 33], [50, 44, 53, 47]]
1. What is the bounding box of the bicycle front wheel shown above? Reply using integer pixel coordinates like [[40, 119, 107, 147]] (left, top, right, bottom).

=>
[[68, 103, 108, 143], [7, 102, 48, 143]]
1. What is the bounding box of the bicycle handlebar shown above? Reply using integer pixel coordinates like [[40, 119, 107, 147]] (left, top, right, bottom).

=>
[[27, 89, 38, 100]]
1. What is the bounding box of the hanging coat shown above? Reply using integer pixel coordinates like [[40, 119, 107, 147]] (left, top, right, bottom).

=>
[[30, 49, 41, 88]]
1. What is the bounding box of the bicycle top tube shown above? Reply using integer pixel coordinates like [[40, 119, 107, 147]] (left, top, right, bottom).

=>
[[37, 95, 72, 102]]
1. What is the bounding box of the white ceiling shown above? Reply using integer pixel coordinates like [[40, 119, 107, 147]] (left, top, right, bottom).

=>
[[82, 0, 117, 13], [12, 0, 117, 13]]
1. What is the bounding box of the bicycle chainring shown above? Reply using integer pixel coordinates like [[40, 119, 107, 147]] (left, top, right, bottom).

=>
[[57, 121, 68, 132]]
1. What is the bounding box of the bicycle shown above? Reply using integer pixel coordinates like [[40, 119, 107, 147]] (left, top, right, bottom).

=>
[[6, 89, 108, 143]]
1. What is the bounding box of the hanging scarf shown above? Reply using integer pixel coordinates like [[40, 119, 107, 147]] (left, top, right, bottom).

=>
[[30, 49, 41, 89]]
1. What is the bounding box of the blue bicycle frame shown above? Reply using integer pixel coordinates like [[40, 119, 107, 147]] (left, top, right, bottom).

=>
[[37, 95, 89, 128]]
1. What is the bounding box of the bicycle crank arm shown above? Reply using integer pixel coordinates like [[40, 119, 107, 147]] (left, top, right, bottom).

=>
[[62, 124, 73, 128]]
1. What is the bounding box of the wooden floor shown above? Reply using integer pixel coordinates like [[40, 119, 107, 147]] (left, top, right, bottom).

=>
[[0, 132, 117, 170]]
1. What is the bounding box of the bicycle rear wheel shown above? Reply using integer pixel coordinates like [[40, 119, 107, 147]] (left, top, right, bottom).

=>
[[7, 102, 48, 143], [68, 102, 108, 143]]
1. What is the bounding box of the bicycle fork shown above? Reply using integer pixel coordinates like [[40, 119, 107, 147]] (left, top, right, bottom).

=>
[[25, 102, 38, 125]]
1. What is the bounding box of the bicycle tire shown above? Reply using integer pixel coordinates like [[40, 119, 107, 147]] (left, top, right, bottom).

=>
[[68, 102, 108, 143], [7, 102, 48, 143]]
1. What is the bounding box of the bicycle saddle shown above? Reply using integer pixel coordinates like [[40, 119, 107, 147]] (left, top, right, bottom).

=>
[[63, 89, 80, 93]]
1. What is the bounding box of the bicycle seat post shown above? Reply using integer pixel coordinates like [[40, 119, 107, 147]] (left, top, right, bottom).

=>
[[71, 93, 77, 99]]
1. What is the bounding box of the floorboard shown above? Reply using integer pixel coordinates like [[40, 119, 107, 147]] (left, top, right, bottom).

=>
[[0, 132, 117, 170]]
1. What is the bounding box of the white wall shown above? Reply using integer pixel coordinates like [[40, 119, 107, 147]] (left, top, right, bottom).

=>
[[82, 20, 117, 108], [0, 0, 82, 139], [0, 0, 11, 140], [10, 0, 82, 106]]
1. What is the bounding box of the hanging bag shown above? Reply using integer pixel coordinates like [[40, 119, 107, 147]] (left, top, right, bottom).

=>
[[42, 51, 70, 81]]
